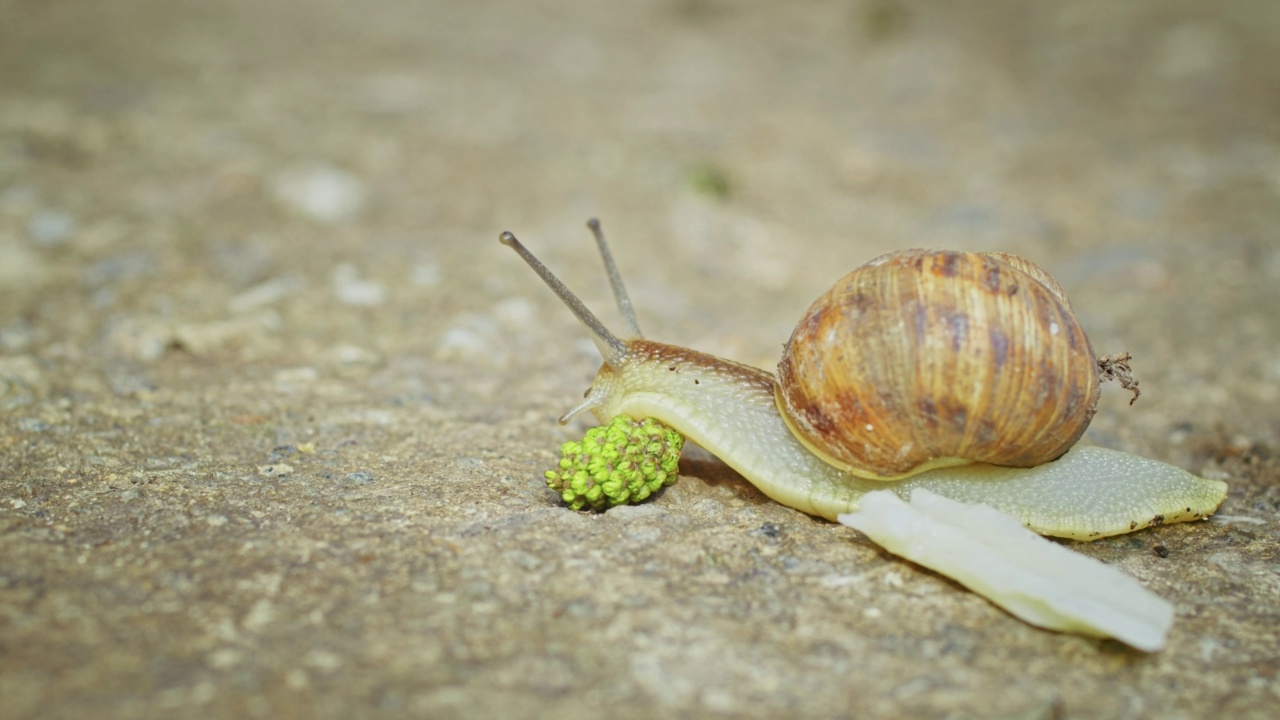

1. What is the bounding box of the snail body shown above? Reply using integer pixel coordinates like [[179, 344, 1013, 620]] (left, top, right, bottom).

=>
[[500, 223, 1227, 540]]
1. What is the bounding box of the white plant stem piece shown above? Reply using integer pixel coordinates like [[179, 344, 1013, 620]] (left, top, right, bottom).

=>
[[838, 489, 1174, 651]]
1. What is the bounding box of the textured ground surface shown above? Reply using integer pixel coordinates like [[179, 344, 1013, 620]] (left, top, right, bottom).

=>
[[2, 1, 1279, 718]]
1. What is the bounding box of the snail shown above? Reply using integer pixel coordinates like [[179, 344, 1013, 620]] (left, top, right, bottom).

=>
[[500, 221, 1227, 541]]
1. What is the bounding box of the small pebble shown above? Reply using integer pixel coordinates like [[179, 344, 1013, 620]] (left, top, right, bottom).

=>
[[331, 264, 387, 306], [228, 274, 304, 313], [750, 522, 782, 539], [435, 314, 502, 363], [207, 648, 242, 670], [100, 316, 171, 362], [0, 323, 34, 352], [492, 297, 536, 327], [324, 343, 379, 365], [18, 418, 51, 432], [173, 311, 281, 356], [105, 368, 156, 396], [412, 261, 442, 287], [304, 650, 343, 672], [27, 210, 78, 247], [345, 471, 374, 485], [258, 463, 294, 478], [274, 366, 319, 384], [271, 164, 367, 223]]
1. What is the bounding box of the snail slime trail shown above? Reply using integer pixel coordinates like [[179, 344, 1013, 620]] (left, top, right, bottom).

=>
[[501, 219, 1228, 649]]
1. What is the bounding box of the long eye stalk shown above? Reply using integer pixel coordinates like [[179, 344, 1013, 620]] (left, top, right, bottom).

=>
[[586, 218, 643, 339], [499, 229, 628, 367]]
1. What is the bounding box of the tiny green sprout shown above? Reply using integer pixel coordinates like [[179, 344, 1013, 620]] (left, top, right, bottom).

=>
[[545, 415, 684, 511]]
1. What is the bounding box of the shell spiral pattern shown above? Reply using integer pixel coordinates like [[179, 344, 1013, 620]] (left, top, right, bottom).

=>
[[776, 249, 1100, 479]]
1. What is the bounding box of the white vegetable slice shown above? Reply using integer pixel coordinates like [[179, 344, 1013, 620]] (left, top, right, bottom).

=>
[[838, 489, 1174, 651]]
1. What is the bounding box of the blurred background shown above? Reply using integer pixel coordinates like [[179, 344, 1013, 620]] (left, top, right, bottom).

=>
[[2, 1, 1277, 419], [2, 1, 1278, 718]]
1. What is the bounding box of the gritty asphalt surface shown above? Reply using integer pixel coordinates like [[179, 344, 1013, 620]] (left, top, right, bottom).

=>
[[2, 1, 1279, 718]]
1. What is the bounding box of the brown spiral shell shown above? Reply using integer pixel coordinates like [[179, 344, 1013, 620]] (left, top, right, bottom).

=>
[[775, 248, 1100, 480]]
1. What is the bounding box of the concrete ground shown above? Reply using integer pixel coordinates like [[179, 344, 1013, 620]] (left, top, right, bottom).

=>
[[2, 1, 1278, 718]]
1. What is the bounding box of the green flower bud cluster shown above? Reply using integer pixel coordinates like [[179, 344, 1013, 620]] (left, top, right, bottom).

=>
[[545, 415, 684, 511]]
